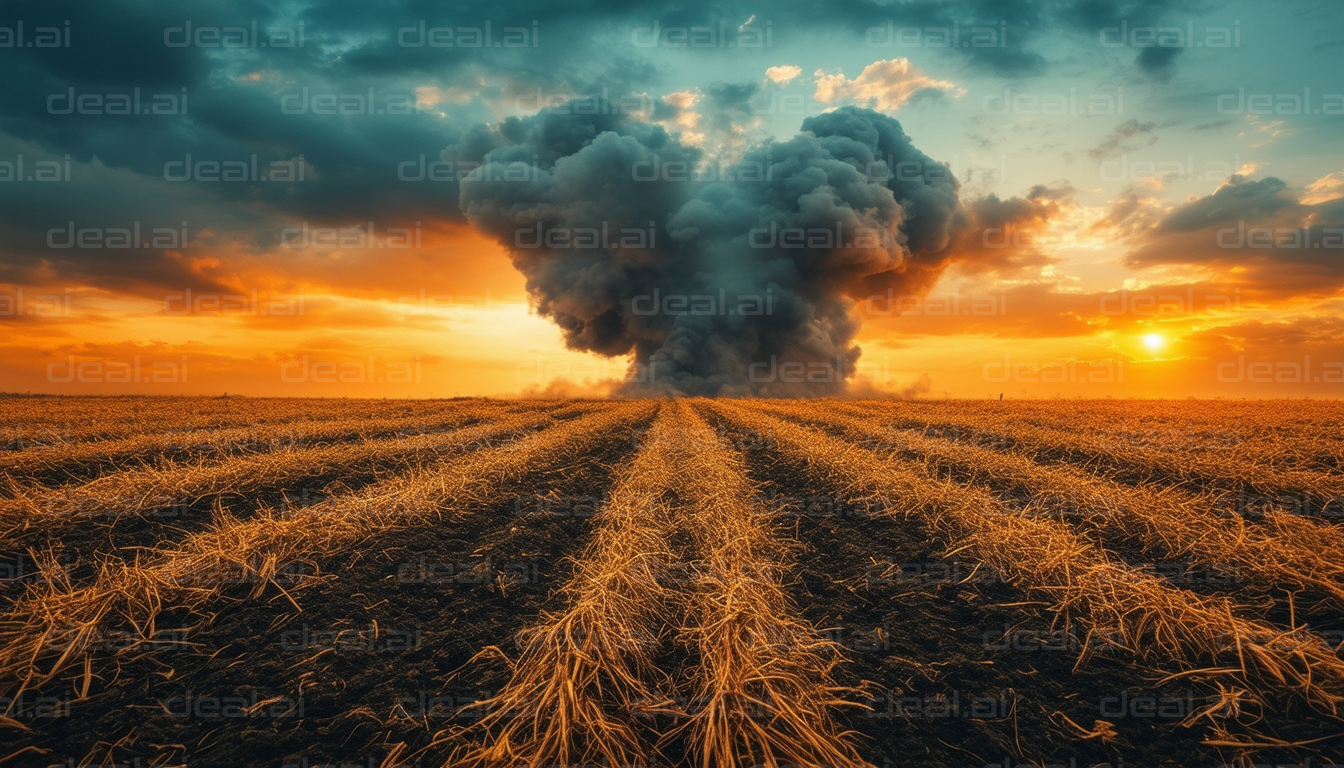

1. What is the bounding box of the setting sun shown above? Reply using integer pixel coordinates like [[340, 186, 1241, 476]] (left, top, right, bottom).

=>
[[1142, 333, 1166, 352]]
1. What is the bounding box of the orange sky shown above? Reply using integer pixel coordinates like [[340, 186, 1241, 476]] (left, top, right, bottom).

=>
[[5, 203, 1342, 399]]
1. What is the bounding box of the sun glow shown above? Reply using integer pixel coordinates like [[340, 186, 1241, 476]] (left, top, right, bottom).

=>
[[1142, 333, 1166, 352]]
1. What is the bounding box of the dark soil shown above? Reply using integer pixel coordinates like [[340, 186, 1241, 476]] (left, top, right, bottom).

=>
[[0, 411, 560, 609], [0, 406, 506, 491], [707, 410, 1344, 768], [2, 416, 647, 768], [782, 408, 1344, 619], [845, 405, 1344, 520], [5, 403, 1343, 768]]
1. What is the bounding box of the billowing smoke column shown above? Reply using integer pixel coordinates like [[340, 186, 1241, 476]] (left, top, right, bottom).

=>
[[458, 104, 968, 396]]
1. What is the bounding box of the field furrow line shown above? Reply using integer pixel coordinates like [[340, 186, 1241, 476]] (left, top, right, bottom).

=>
[[849, 400, 1344, 520], [0, 401, 575, 539], [0, 399, 532, 492], [758, 399, 1344, 613], [864, 399, 1344, 452], [443, 401, 871, 767], [708, 400, 1344, 726], [0, 400, 655, 702], [674, 401, 871, 768], [0, 397, 475, 446], [442, 402, 679, 767]]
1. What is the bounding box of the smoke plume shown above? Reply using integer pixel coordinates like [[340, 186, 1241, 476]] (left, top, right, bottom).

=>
[[458, 103, 970, 396]]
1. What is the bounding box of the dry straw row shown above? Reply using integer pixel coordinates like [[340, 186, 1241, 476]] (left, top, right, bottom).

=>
[[760, 399, 1344, 613], [0, 401, 654, 703], [857, 399, 1344, 519], [444, 401, 872, 767], [711, 399, 1344, 726], [0, 399, 527, 496], [0, 400, 557, 537]]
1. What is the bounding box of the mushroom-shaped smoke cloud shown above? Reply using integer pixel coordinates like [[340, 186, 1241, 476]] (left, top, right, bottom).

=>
[[459, 103, 969, 396]]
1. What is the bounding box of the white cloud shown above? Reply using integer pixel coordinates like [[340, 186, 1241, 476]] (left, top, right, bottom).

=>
[[812, 58, 962, 112], [765, 64, 802, 85], [1303, 170, 1344, 205]]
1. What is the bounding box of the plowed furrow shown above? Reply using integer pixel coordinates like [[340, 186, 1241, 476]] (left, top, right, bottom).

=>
[[758, 400, 1344, 613], [709, 400, 1344, 731], [0, 401, 655, 701], [847, 400, 1344, 520]]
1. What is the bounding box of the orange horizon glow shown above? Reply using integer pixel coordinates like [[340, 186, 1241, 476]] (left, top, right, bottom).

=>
[[5, 214, 1343, 399]]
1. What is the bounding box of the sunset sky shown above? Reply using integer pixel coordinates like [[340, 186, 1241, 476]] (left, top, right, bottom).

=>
[[2, 0, 1343, 398]]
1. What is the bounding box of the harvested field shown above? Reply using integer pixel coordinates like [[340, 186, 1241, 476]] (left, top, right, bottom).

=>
[[2, 396, 1342, 767]]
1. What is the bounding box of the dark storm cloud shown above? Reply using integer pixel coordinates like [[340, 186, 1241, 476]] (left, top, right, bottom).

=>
[[0, 178, 242, 297], [0, 0, 1201, 304], [0, 0, 1198, 241], [0, 0, 639, 236], [459, 104, 989, 396], [1152, 177, 1300, 232], [1126, 176, 1344, 298], [0, 4, 460, 245]]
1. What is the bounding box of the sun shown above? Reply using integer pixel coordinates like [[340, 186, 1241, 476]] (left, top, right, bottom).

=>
[[1142, 333, 1166, 352]]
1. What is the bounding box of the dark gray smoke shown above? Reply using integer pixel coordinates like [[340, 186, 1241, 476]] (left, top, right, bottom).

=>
[[458, 103, 969, 396]]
